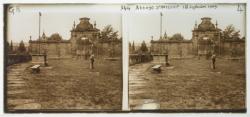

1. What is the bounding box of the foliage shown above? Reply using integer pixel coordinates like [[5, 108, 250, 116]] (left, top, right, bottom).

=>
[[10, 40, 13, 52], [140, 41, 148, 52], [49, 33, 62, 41], [169, 33, 184, 41], [223, 24, 241, 39], [132, 41, 135, 52], [100, 25, 119, 42], [7, 40, 14, 53], [18, 40, 26, 53], [6, 41, 9, 52]]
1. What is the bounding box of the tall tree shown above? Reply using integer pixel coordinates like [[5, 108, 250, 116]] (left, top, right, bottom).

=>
[[140, 41, 148, 52], [129, 42, 132, 52], [100, 25, 119, 41], [223, 24, 241, 39], [18, 40, 26, 53], [132, 41, 135, 52], [6, 41, 9, 53], [10, 40, 13, 52]]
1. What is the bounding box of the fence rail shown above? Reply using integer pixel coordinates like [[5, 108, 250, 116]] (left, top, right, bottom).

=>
[[7, 54, 32, 66], [129, 54, 153, 66]]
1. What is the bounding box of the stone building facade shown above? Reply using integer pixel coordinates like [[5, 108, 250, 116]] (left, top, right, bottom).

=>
[[192, 17, 222, 56], [150, 17, 245, 58], [29, 17, 122, 59], [70, 17, 100, 55]]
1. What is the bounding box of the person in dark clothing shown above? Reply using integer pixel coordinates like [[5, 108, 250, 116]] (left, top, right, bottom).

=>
[[211, 54, 216, 69], [90, 54, 95, 69]]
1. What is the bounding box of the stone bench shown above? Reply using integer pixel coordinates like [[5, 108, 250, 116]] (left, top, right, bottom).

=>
[[152, 65, 161, 73], [30, 65, 40, 73]]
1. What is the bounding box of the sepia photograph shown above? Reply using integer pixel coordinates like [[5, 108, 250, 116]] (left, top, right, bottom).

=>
[[128, 3, 246, 111], [2, 2, 249, 115], [4, 4, 122, 112]]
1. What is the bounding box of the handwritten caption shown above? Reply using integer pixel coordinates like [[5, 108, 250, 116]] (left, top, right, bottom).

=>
[[121, 4, 218, 11], [121, 4, 245, 12]]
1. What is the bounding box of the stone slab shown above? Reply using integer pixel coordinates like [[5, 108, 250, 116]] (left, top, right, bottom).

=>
[[8, 81, 26, 84], [8, 99, 35, 105], [8, 83, 25, 87], [14, 103, 41, 109], [8, 90, 25, 95]]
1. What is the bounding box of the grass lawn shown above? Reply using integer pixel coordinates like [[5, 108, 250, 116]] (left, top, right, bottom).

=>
[[7, 58, 122, 110], [129, 58, 245, 110]]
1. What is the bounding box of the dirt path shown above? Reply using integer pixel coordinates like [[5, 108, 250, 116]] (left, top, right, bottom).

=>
[[129, 63, 160, 109]]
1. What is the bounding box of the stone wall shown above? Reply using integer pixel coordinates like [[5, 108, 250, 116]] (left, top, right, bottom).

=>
[[221, 40, 245, 57], [151, 40, 193, 59], [73, 41, 122, 59], [29, 42, 72, 59], [150, 39, 245, 58], [7, 54, 32, 66], [129, 54, 153, 66], [95, 42, 122, 58]]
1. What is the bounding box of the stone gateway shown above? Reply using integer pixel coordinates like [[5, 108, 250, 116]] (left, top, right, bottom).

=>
[[29, 17, 121, 59], [150, 17, 245, 59]]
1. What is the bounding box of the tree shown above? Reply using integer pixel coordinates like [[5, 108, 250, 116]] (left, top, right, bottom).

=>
[[131, 41, 135, 52], [100, 25, 119, 41], [129, 42, 132, 52], [170, 33, 184, 41], [10, 40, 13, 52], [49, 33, 62, 41], [18, 40, 26, 53], [223, 24, 241, 39], [223, 25, 235, 39], [232, 30, 241, 39], [140, 41, 148, 52], [6, 41, 9, 53]]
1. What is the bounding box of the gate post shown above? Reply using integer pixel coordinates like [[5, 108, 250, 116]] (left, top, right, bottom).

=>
[[165, 54, 169, 66]]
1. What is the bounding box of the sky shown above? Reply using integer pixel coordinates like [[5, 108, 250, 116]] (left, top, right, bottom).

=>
[[6, 4, 246, 44], [126, 3, 246, 44], [7, 4, 122, 43]]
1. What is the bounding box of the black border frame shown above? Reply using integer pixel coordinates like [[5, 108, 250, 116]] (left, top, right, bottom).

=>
[[3, 3, 247, 113]]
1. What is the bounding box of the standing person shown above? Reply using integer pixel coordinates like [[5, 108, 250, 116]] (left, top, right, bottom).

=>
[[90, 54, 95, 69], [211, 54, 216, 69]]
